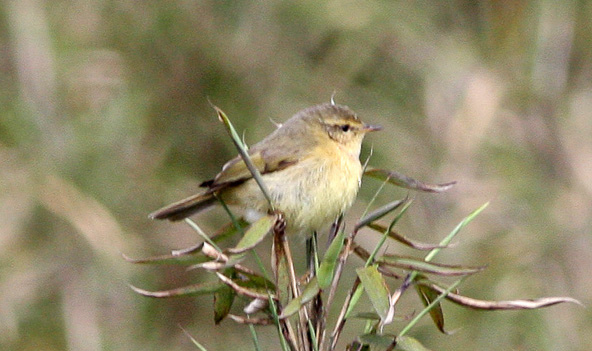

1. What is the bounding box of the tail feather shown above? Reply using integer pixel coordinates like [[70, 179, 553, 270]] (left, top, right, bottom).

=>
[[149, 191, 217, 221]]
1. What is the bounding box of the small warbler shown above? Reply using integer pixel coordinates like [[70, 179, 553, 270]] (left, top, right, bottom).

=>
[[150, 103, 381, 235]]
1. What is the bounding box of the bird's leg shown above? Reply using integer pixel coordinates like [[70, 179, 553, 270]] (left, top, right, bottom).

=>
[[306, 231, 319, 275], [306, 232, 324, 349]]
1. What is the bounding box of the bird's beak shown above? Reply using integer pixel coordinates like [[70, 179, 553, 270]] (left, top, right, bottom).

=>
[[362, 124, 382, 133]]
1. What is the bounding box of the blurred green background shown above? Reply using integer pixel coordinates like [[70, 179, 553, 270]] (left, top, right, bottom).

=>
[[1, 1, 591, 350]]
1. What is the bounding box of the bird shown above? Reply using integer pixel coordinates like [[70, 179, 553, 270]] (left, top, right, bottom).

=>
[[149, 102, 381, 236]]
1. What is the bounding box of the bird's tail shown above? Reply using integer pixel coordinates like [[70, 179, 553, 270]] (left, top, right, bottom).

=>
[[149, 191, 217, 221]]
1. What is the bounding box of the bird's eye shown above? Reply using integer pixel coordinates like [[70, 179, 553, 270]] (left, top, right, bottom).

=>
[[340, 124, 351, 132]]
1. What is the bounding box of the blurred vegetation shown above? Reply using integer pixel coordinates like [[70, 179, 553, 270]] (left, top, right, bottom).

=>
[[1, 1, 590, 350]]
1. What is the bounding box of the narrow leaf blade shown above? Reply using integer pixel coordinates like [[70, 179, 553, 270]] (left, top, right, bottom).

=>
[[214, 284, 235, 324], [424, 202, 490, 263], [396, 336, 434, 351], [418, 282, 582, 310], [379, 255, 485, 276], [367, 223, 445, 251], [227, 214, 276, 254], [364, 167, 456, 193], [130, 281, 225, 298], [318, 230, 346, 289], [279, 278, 320, 318], [213, 104, 274, 208], [122, 252, 209, 265], [356, 266, 391, 322], [355, 198, 407, 230]]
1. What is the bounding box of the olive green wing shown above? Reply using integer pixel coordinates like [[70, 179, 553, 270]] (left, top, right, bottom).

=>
[[204, 148, 300, 189], [151, 122, 315, 221], [149, 152, 274, 221], [205, 115, 320, 188]]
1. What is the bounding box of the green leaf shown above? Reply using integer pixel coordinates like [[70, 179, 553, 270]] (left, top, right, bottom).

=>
[[396, 336, 433, 351], [415, 283, 446, 334], [317, 230, 345, 289], [358, 333, 396, 350], [424, 202, 489, 263], [406, 202, 489, 283], [122, 252, 210, 265], [356, 266, 391, 323], [214, 284, 235, 324], [213, 104, 274, 209], [227, 214, 277, 254], [280, 277, 320, 318], [364, 167, 456, 193], [364, 199, 413, 266], [378, 255, 485, 276], [345, 283, 365, 318], [130, 281, 225, 298], [184, 218, 224, 253], [234, 270, 277, 292]]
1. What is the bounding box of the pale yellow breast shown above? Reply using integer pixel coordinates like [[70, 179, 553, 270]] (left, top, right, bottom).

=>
[[226, 143, 362, 236]]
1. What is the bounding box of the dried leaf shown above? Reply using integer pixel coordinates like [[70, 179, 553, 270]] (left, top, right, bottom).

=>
[[192, 261, 232, 271], [418, 282, 582, 310], [243, 298, 269, 314], [123, 220, 248, 266], [130, 281, 225, 298], [172, 219, 247, 255], [273, 235, 291, 305], [364, 167, 456, 193], [367, 223, 446, 251], [228, 314, 273, 325], [355, 198, 407, 230], [378, 255, 485, 276], [215, 272, 275, 300], [189, 247, 245, 271]]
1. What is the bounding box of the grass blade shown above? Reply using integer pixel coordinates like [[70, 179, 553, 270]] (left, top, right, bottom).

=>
[[179, 326, 209, 351], [213, 104, 274, 210], [318, 230, 346, 289]]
